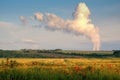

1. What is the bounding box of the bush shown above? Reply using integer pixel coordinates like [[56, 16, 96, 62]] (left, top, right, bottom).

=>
[[113, 50, 120, 57]]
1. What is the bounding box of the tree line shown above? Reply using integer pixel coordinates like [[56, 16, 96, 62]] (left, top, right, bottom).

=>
[[0, 49, 120, 58]]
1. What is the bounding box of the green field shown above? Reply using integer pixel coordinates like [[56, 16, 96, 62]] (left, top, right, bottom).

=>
[[0, 58, 120, 80], [0, 49, 118, 58]]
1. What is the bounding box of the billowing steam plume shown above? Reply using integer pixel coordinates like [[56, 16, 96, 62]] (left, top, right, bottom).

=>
[[33, 3, 100, 50]]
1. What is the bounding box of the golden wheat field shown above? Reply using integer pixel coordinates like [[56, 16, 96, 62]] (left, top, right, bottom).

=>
[[0, 58, 120, 80]]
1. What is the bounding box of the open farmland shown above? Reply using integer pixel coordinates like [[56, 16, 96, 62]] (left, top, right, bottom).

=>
[[0, 58, 120, 80], [0, 49, 119, 58]]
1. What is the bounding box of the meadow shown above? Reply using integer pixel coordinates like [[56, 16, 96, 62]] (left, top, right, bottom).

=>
[[0, 49, 117, 58], [0, 58, 120, 80]]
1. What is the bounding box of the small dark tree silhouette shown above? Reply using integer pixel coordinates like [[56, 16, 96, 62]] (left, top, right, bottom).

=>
[[113, 50, 120, 57]]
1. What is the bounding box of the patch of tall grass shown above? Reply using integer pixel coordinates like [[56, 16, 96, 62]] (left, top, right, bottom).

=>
[[0, 58, 120, 80]]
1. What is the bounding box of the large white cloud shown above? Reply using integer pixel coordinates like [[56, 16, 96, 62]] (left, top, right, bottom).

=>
[[33, 3, 101, 50]]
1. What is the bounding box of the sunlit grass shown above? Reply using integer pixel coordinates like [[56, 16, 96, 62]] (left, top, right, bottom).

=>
[[0, 58, 120, 80]]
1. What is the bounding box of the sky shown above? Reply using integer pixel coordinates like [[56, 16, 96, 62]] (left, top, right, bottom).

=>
[[0, 0, 120, 50]]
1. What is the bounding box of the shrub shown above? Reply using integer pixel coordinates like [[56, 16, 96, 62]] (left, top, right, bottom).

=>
[[113, 50, 120, 57]]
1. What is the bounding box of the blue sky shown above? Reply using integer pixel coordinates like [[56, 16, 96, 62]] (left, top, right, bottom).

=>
[[0, 0, 120, 50]]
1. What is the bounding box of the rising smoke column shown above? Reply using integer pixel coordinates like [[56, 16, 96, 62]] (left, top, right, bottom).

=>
[[73, 3, 100, 50], [33, 3, 100, 50]]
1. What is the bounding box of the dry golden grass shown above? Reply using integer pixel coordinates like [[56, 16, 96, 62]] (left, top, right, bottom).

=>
[[0, 58, 120, 65], [0, 58, 120, 80]]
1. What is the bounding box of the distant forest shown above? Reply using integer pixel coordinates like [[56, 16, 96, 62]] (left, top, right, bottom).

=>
[[0, 49, 120, 58]]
